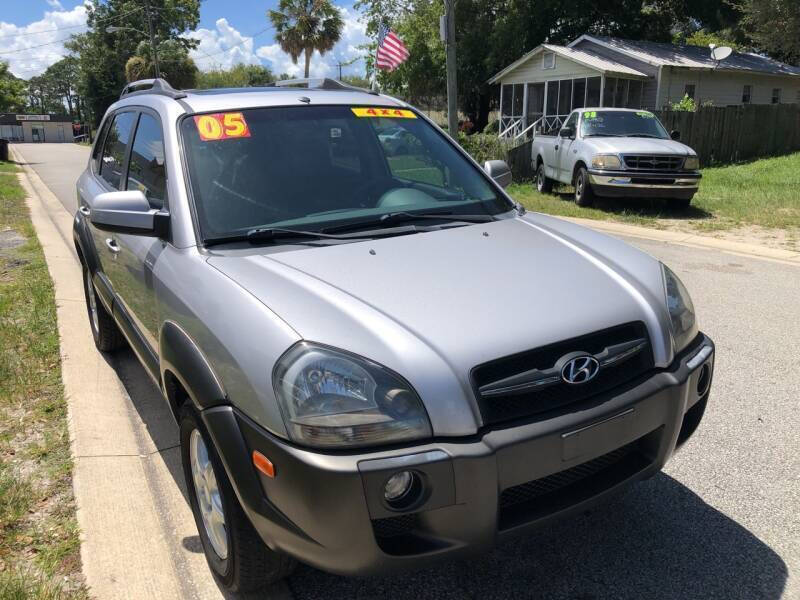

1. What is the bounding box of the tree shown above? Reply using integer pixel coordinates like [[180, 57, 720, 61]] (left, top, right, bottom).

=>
[[195, 64, 276, 89], [0, 61, 26, 113], [268, 0, 344, 78], [66, 0, 200, 126], [40, 57, 84, 119], [740, 0, 800, 64], [126, 39, 198, 88]]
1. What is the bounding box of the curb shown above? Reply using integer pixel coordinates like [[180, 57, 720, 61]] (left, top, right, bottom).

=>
[[560, 216, 800, 266]]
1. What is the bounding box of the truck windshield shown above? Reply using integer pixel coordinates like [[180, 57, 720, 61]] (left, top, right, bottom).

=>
[[180, 105, 511, 240], [581, 111, 669, 139]]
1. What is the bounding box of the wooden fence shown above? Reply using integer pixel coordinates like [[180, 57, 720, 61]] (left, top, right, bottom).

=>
[[505, 103, 800, 180]]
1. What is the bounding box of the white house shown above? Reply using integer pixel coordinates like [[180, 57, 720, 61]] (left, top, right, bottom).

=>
[[489, 35, 800, 140]]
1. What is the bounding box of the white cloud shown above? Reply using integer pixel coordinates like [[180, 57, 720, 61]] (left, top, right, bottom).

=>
[[46, 0, 64, 10], [189, 18, 262, 71], [255, 6, 369, 78], [0, 3, 88, 78]]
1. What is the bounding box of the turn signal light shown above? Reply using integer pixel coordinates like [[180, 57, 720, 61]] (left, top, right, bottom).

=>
[[252, 451, 275, 478]]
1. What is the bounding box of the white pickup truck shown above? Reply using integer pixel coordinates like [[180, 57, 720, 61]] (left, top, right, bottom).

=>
[[531, 108, 701, 208]]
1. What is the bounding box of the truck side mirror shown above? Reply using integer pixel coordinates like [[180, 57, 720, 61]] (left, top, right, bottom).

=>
[[560, 126, 575, 139], [670, 130, 681, 141]]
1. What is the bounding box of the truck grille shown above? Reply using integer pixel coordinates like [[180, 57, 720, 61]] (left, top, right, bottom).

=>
[[623, 155, 684, 171], [471, 322, 653, 427]]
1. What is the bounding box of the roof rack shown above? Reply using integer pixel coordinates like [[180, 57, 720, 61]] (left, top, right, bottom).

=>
[[271, 77, 379, 95], [120, 78, 187, 100]]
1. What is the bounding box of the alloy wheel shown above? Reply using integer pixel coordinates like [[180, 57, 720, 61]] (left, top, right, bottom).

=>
[[190, 429, 228, 560]]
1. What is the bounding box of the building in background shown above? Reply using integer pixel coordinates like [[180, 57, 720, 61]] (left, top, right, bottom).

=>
[[0, 114, 74, 143]]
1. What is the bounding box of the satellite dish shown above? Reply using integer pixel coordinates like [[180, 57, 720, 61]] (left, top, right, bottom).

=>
[[711, 46, 733, 62]]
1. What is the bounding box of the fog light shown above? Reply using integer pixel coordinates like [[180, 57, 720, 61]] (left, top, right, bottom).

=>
[[697, 363, 711, 396], [384, 471, 413, 502]]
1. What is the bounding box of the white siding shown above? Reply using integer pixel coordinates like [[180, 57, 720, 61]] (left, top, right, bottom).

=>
[[499, 53, 598, 85], [657, 67, 800, 108]]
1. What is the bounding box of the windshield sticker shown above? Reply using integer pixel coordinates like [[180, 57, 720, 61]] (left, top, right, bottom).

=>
[[636, 111, 655, 118], [194, 112, 251, 141], [584, 111, 598, 119], [352, 107, 416, 119], [330, 127, 342, 138]]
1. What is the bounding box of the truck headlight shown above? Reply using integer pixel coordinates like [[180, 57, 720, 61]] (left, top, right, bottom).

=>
[[683, 156, 699, 170], [273, 343, 432, 448], [662, 264, 698, 352], [591, 154, 622, 169]]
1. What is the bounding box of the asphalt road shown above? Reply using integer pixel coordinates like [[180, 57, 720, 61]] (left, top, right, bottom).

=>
[[13, 143, 799, 599]]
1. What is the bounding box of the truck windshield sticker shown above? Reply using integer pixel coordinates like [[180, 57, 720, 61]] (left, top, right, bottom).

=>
[[352, 107, 416, 119], [194, 112, 251, 141], [584, 111, 598, 119], [636, 111, 655, 118]]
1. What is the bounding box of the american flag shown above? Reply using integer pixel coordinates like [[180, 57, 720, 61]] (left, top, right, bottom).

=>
[[376, 24, 409, 71]]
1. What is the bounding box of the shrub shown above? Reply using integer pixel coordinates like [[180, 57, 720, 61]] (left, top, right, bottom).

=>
[[456, 132, 508, 165], [671, 94, 697, 112]]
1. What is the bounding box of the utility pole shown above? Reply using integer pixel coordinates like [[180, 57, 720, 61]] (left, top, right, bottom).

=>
[[144, 0, 161, 79], [441, 0, 458, 137]]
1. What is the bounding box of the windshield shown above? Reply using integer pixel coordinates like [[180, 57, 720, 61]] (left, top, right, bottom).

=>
[[580, 110, 669, 139], [180, 105, 511, 240]]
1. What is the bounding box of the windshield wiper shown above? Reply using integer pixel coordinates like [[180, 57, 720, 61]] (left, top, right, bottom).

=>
[[627, 133, 663, 138], [322, 210, 495, 234], [583, 133, 625, 138]]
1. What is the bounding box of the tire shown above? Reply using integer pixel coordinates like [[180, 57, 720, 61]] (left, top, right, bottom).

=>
[[82, 264, 126, 352], [179, 405, 295, 592], [536, 162, 553, 194], [573, 166, 595, 207], [672, 195, 694, 210]]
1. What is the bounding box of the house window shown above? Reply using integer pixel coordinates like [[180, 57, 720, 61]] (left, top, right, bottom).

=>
[[542, 52, 555, 70], [772, 88, 781, 104], [684, 84, 696, 100], [742, 85, 752, 104]]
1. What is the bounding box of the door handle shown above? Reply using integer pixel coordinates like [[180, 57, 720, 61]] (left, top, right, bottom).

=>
[[105, 238, 120, 254], [554, 144, 559, 150], [79, 205, 91, 217]]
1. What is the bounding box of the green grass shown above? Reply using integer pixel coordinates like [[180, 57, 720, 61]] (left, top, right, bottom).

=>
[[508, 151, 800, 233], [0, 161, 88, 599], [0, 161, 19, 173]]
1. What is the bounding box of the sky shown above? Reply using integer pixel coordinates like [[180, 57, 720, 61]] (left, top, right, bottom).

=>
[[0, 0, 370, 80]]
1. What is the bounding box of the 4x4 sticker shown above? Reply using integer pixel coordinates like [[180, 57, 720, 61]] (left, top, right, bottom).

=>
[[352, 107, 416, 118], [194, 112, 251, 141]]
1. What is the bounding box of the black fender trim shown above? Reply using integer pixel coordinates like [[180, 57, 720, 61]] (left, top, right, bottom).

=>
[[72, 212, 100, 274], [159, 321, 226, 416], [201, 405, 315, 545]]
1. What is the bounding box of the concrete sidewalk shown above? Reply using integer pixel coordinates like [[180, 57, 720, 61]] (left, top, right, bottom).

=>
[[12, 146, 291, 600]]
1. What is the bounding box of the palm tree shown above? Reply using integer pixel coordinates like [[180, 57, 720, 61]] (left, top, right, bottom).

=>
[[268, 0, 344, 78]]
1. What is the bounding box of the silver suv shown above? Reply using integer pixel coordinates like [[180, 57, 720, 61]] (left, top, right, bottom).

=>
[[74, 78, 715, 592]]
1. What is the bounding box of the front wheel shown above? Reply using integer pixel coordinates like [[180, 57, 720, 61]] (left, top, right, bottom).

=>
[[180, 406, 295, 592], [536, 163, 553, 193], [573, 166, 595, 207]]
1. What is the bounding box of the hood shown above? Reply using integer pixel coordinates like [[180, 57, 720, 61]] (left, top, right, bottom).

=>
[[208, 215, 671, 436], [586, 137, 694, 155]]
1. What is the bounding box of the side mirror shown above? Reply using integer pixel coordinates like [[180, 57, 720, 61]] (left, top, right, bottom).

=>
[[559, 126, 574, 139], [88, 190, 167, 236], [670, 130, 681, 141], [484, 160, 512, 189]]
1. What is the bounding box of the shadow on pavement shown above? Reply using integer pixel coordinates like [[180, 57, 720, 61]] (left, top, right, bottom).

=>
[[107, 348, 786, 600], [553, 190, 713, 221]]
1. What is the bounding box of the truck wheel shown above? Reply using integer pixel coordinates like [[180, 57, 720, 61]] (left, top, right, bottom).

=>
[[536, 163, 553, 193], [672, 195, 693, 210], [180, 405, 295, 592], [82, 265, 126, 352], [574, 167, 595, 207]]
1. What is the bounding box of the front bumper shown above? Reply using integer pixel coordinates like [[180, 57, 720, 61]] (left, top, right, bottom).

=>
[[588, 169, 701, 199], [203, 334, 715, 577]]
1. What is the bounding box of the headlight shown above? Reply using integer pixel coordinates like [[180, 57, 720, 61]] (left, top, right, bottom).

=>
[[273, 343, 432, 448], [662, 264, 698, 352], [684, 156, 699, 170], [591, 154, 622, 169]]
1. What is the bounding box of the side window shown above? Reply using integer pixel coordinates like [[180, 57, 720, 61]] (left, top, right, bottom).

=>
[[92, 118, 112, 172], [561, 112, 578, 135], [99, 112, 136, 189], [126, 113, 168, 209]]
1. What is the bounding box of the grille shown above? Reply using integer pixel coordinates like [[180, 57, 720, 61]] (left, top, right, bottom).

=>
[[472, 323, 653, 427], [372, 513, 419, 539], [623, 155, 683, 171], [498, 436, 651, 530]]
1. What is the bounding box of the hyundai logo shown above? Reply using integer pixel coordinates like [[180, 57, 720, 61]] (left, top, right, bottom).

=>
[[561, 355, 600, 385]]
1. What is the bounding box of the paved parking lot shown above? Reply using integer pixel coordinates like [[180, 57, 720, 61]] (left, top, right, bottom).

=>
[[14, 142, 799, 599]]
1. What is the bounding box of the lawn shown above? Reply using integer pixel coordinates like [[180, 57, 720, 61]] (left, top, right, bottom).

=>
[[0, 163, 88, 599], [508, 151, 800, 235]]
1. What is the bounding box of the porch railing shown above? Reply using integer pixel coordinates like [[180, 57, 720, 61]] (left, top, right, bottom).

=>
[[498, 114, 571, 141]]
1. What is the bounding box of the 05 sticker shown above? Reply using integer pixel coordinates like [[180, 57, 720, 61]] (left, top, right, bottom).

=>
[[352, 107, 416, 119], [194, 112, 251, 141]]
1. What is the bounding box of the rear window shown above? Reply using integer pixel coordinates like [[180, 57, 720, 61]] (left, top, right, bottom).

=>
[[180, 105, 509, 239]]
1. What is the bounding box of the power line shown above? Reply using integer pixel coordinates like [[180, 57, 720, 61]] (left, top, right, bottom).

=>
[[0, 6, 144, 40]]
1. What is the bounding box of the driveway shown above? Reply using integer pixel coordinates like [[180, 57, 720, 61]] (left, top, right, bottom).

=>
[[13, 142, 799, 599]]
